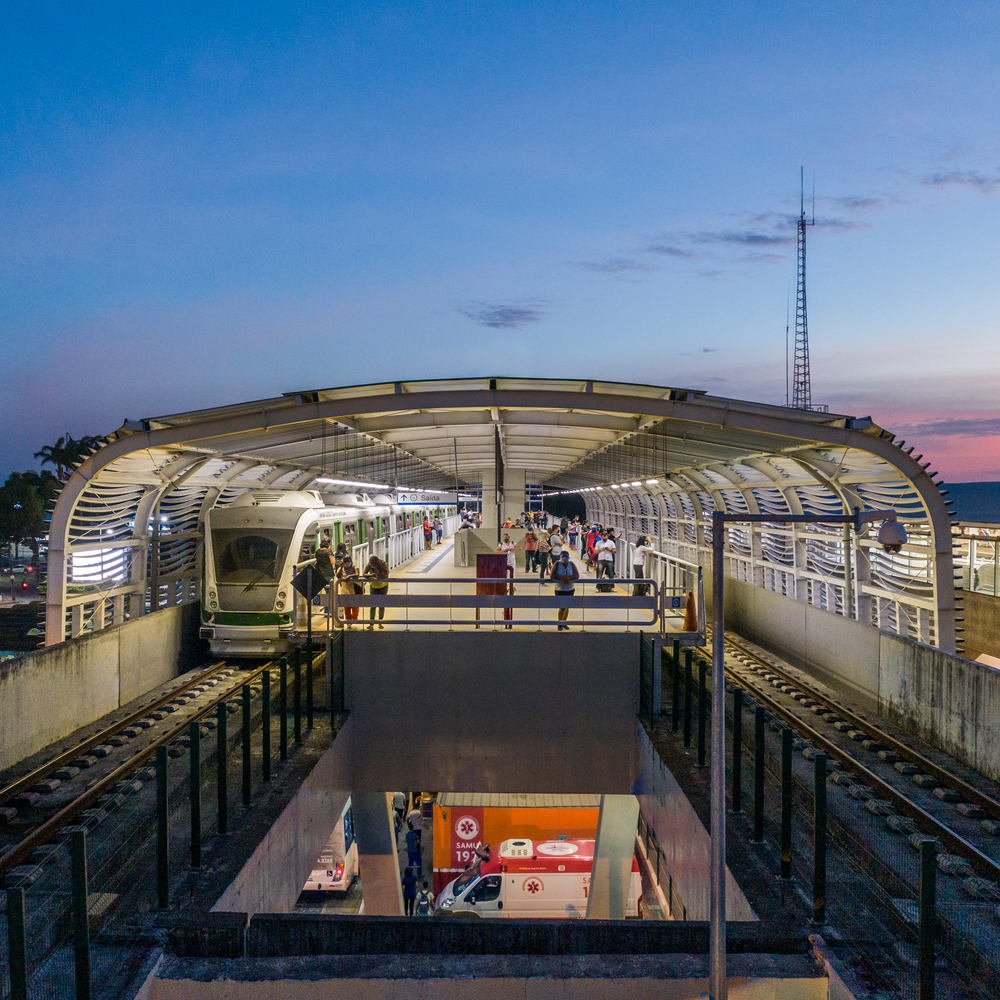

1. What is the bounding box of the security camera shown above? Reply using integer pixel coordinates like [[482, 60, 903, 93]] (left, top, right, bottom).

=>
[[877, 519, 907, 554]]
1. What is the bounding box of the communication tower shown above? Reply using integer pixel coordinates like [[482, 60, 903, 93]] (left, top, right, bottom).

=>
[[791, 167, 815, 410]]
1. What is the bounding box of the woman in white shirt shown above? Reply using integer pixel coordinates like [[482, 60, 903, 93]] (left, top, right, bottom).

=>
[[498, 533, 519, 574], [632, 535, 655, 595]]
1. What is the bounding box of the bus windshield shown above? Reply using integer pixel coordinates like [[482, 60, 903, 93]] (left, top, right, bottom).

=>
[[212, 529, 293, 585]]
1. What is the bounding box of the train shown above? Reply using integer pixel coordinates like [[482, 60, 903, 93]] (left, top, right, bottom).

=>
[[199, 488, 454, 657]]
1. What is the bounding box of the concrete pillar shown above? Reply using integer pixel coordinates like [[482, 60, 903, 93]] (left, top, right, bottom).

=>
[[585, 793, 640, 919], [481, 469, 497, 529], [503, 468, 526, 524], [352, 791, 403, 916]]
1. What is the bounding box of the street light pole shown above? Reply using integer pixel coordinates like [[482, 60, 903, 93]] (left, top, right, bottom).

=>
[[708, 506, 904, 1000]]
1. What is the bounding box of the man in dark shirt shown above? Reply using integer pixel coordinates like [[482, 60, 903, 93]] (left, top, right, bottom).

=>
[[401, 866, 417, 915], [405, 822, 422, 877]]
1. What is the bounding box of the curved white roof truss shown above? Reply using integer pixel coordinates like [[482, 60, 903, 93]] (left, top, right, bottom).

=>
[[46, 378, 957, 651]]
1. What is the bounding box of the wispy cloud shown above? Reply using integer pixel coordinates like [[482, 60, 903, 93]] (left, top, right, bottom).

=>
[[922, 169, 1000, 194], [575, 257, 656, 273], [646, 243, 700, 259], [460, 301, 547, 329], [894, 417, 1000, 438]]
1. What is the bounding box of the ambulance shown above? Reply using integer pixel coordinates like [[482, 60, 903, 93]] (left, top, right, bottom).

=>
[[435, 838, 642, 919], [302, 798, 358, 893]]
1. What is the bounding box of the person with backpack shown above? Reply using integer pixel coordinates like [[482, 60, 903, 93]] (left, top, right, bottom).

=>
[[550, 549, 580, 630], [416, 881, 433, 916], [365, 554, 389, 629], [536, 531, 551, 582], [402, 866, 418, 916], [523, 526, 538, 572]]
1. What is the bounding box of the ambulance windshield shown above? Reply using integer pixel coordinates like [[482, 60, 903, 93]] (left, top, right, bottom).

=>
[[452, 861, 482, 897]]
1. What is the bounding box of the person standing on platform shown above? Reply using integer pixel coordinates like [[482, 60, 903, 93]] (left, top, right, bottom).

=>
[[536, 531, 551, 582], [402, 867, 417, 916], [364, 554, 389, 629], [337, 555, 361, 627], [422, 517, 433, 549], [595, 529, 616, 580], [434, 517, 443, 544], [568, 520, 579, 551], [405, 821, 422, 877], [393, 792, 406, 826], [498, 533, 518, 574], [548, 530, 565, 578], [523, 526, 538, 572], [632, 535, 655, 595], [551, 549, 580, 630]]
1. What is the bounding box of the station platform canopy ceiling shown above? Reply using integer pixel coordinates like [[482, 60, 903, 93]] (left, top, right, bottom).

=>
[[47, 377, 956, 649]]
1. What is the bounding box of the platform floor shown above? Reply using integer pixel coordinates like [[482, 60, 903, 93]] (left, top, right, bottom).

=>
[[300, 535, 687, 633]]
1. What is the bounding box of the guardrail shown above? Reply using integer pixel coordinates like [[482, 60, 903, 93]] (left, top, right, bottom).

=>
[[289, 576, 705, 634]]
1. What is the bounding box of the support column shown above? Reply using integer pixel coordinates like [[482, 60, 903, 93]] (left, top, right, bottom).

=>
[[481, 469, 497, 530], [502, 468, 526, 525], [585, 794, 640, 919], [353, 791, 404, 916]]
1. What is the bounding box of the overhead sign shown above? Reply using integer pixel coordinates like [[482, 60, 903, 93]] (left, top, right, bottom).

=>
[[395, 492, 447, 506]]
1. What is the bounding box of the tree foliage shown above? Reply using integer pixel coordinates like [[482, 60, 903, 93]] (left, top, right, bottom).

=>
[[0, 470, 59, 554], [33, 434, 103, 481]]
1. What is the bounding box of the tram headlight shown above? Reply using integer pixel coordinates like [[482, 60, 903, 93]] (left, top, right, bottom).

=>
[[209, 600, 218, 610], [278, 590, 286, 600], [209, 589, 217, 600], [275, 600, 284, 610]]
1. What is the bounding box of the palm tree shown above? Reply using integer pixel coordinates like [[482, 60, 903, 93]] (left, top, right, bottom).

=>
[[35, 434, 103, 480]]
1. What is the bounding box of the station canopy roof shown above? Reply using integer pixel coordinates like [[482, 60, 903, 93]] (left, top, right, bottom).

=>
[[84, 376, 926, 500]]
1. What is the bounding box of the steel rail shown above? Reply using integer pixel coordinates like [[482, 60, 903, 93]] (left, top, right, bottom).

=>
[[723, 632, 1000, 822], [0, 654, 334, 877], [0, 660, 230, 807], [719, 646, 1000, 884]]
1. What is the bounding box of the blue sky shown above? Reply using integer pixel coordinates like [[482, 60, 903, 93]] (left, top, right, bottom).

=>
[[3, 2, 999, 480]]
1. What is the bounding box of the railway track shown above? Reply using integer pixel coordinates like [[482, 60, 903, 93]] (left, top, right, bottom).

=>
[[0, 657, 286, 877], [711, 627, 1000, 885], [0, 659, 232, 810]]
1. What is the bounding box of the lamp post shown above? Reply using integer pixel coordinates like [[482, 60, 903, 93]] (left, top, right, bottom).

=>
[[708, 507, 905, 1000]]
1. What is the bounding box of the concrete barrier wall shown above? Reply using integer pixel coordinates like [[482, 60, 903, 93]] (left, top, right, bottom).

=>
[[960, 589, 1000, 660], [0, 604, 197, 770], [325, 631, 642, 793], [723, 577, 1000, 782]]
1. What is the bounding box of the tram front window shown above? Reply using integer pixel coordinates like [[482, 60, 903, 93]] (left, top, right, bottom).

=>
[[213, 530, 293, 585]]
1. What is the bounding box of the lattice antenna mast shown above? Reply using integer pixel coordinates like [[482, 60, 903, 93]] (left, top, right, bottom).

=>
[[791, 167, 815, 409]]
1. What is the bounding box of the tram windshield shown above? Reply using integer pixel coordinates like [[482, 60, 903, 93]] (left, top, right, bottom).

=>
[[212, 529, 293, 585]]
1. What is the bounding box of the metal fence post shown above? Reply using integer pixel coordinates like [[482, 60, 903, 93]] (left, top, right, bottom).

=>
[[672, 640, 681, 731], [697, 658, 707, 767], [189, 722, 201, 867], [683, 649, 693, 748], [780, 726, 793, 880], [306, 641, 314, 730], [156, 745, 169, 908], [753, 705, 765, 842], [217, 701, 228, 835], [812, 752, 827, 924], [6, 887, 28, 1000], [732, 687, 743, 814], [919, 838, 937, 1000], [262, 669, 271, 781], [279, 657, 288, 761], [69, 828, 91, 1000], [294, 647, 302, 745], [242, 684, 252, 807]]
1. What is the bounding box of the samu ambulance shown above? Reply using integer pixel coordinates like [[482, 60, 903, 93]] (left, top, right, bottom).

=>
[[435, 838, 642, 919]]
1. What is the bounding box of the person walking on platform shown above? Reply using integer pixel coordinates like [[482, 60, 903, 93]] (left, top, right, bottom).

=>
[[407, 801, 423, 850], [416, 881, 433, 916], [551, 549, 580, 630], [364, 554, 389, 629], [402, 866, 418, 915], [405, 821, 422, 877], [523, 526, 538, 572], [536, 531, 551, 582]]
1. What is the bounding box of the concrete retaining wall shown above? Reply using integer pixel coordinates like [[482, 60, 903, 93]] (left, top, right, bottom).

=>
[[0, 604, 198, 770], [333, 631, 642, 793], [960, 589, 1000, 660], [723, 577, 1000, 781]]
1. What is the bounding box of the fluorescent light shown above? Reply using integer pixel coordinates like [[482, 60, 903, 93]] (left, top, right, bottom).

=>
[[611, 484, 619, 489], [630, 481, 641, 486], [646, 478, 659, 484], [316, 477, 390, 490]]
